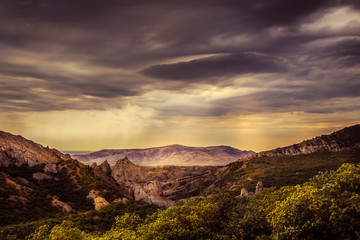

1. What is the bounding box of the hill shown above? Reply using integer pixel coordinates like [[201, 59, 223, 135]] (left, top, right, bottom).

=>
[[72, 144, 255, 166], [168, 124, 360, 199], [0, 131, 221, 226], [0, 131, 134, 225], [1, 124, 359, 239]]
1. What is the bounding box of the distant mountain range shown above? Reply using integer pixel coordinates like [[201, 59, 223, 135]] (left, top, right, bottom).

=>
[[72, 144, 255, 166]]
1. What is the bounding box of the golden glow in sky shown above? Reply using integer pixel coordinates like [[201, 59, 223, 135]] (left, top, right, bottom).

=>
[[0, 1, 359, 152]]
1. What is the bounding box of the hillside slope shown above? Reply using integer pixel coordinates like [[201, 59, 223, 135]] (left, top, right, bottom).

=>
[[169, 124, 360, 199], [0, 131, 222, 225], [0, 131, 72, 167], [0, 131, 127, 226], [73, 144, 255, 166]]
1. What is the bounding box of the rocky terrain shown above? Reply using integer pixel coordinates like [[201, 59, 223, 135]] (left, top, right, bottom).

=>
[[168, 124, 360, 197], [92, 157, 219, 207], [0, 131, 72, 167], [0, 131, 222, 220], [0, 132, 130, 225], [0, 124, 359, 227], [253, 124, 360, 158], [73, 144, 255, 166]]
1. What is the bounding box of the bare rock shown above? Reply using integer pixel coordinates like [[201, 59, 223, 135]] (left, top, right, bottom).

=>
[[255, 181, 264, 194], [113, 198, 129, 204], [51, 196, 73, 212], [99, 160, 111, 175], [253, 125, 360, 159], [86, 190, 100, 200], [17, 177, 29, 185], [133, 181, 174, 207], [94, 197, 109, 210], [44, 163, 57, 174], [240, 188, 249, 196], [0, 131, 72, 167], [33, 172, 51, 181], [91, 162, 98, 169]]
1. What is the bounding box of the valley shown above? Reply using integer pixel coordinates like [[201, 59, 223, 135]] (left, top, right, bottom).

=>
[[0, 124, 359, 239]]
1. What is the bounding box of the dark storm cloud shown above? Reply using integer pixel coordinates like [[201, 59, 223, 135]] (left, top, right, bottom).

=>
[[0, 0, 359, 114], [317, 38, 360, 67], [140, 53, 288, 80], [208, 78, 360, 116]]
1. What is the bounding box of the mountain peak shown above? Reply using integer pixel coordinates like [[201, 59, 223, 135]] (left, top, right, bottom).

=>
[[99, 160, 111, 175], [114, 157, 134, 166], [0, 130, 71, 167]]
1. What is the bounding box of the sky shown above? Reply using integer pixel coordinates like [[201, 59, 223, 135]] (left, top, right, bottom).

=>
[[0, 0, 359, 152]]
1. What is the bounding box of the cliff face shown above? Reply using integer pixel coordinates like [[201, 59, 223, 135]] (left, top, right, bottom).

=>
[[74, 145, 255, 166], [0, 131, 72, 167], [109, 157, 217, 207], [255, 124, 360, 158]]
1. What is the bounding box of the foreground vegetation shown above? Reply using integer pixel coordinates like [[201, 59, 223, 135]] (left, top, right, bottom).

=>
[[2, 161, 360, 240]]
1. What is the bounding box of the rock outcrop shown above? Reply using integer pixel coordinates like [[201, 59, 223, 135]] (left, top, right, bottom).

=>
[[32, 172, 52, 181], [110, 158, 175, 207], [51, 196, 73, 212], [240, 188, 249, 196], [133, 181, 174, 207], [255, 181, 263, 195], [94, 197, 109, 210], [251, 124, 360, 158], [240, 182, 264, 197], [91, 157, 219, 206], [99, 160, 111, 175], [44, 163, 57, 173], [86, 190, 117, 210], [86, 190, 100, 200]]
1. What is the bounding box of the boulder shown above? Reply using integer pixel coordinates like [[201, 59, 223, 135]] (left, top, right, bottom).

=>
[[240, 188, 249, 196], [51, 196, 73, 212], [255, 181, 263, 194], [33, 172, 51, 181], [44, 163, 57, 173], [86, 190, 100, 200], [94, 197, 109, 210]]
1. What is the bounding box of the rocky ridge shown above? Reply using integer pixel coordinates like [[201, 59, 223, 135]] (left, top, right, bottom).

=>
[[0, 131, 72, 167], [166, 124, 360, 198], [73, 144, 255, 166], [252, 124, 360, 158], [0, 131, 130, 223]]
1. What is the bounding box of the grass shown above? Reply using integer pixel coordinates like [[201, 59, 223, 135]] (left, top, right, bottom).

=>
[[216, 148, 360, 192]]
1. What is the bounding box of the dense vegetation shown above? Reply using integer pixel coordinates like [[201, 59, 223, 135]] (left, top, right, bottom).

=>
[[0, 160, 124, 226], [2, 161, 360, 239], [0, 201, 160, 239]]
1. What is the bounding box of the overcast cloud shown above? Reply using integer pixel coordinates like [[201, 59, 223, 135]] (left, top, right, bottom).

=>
[[0, 0, 359, 151]]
